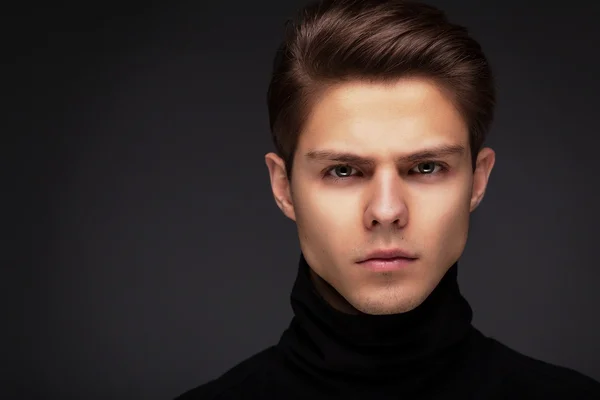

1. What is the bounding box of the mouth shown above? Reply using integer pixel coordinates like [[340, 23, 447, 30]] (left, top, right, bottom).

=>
[[356, 249, 418, 271], [358, 248, 417, 262], [357, 256, 417, 271]]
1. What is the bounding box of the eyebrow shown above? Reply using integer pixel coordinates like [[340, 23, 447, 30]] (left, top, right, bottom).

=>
[[304, 144, 466, 167]]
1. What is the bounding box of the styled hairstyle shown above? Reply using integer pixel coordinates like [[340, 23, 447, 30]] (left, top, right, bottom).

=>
[[267, 0, 495, 179]]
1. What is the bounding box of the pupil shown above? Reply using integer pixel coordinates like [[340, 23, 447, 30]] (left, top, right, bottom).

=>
[[337, 166, 350, 176], [420, 163, 433, 173]]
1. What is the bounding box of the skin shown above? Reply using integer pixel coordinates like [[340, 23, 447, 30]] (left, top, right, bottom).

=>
[[265, 77, 495, 315]]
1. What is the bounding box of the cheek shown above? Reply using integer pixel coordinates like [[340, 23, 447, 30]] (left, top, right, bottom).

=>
[[413, 188, 471, 249], [294, 188, 360, 243], [309, 196, 356, 228]]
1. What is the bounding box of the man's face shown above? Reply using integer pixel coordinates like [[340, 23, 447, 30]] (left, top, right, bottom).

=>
[[266, 77, 494, 315]]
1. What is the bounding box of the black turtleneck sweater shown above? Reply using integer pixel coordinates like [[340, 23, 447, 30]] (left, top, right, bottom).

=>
[[175, 254, 600, 399]]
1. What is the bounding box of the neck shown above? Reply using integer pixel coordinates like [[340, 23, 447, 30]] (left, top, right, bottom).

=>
[[308, 267, 361, 315], [277, 253, 475, 391]]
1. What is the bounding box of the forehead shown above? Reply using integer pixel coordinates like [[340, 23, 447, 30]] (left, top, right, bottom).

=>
[[298, 78, 469, 153]]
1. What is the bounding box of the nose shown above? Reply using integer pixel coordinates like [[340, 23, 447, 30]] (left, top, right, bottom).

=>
[[363, 170, 408, 230]]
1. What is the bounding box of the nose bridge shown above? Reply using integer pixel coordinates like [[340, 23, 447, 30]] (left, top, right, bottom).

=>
[[366, 168, 407, 226]]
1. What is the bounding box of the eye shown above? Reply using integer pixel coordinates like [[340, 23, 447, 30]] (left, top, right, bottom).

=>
[[411, 161, 445, 175], [326, 164, 359, 179]]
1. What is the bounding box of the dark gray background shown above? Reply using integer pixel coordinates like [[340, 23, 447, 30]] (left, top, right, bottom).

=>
[[7, 1, 600, 399]]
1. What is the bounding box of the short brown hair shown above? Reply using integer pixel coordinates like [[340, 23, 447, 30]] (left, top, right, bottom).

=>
[[267, 0, 495, 178]]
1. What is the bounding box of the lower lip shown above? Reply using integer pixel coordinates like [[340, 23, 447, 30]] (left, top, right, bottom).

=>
[[358, 257, 416, 271]]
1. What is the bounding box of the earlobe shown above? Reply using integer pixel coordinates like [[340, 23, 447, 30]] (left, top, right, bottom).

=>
[[470, 196, 482, 212], [264, 152, 296, 221]]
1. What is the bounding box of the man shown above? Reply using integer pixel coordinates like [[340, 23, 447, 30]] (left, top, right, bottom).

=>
[[176, 0, 600, 398]]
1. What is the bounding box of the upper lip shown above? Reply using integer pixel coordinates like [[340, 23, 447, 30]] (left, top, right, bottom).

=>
[[358, 248, 417, 262]]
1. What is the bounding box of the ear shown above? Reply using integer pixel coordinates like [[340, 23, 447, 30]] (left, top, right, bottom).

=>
[[265, 152, 296, 221], [470, 147, 496, 212]]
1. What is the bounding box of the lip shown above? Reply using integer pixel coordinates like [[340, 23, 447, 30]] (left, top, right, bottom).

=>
[[357, 248, 417, 262], [356, 249, 418, 272]]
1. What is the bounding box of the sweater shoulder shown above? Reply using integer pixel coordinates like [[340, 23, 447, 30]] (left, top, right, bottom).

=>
[[486, 337, 600, 398], [173, 346, 279, 400]]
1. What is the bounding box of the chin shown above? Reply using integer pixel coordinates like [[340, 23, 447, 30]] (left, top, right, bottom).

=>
[[349, 286, 430, 315]]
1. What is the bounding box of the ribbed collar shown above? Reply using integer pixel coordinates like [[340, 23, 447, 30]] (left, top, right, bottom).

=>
[[277, 253, 475, 393]]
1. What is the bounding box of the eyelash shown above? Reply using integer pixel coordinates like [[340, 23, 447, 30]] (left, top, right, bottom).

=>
[[323, 161, 448, 182]]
